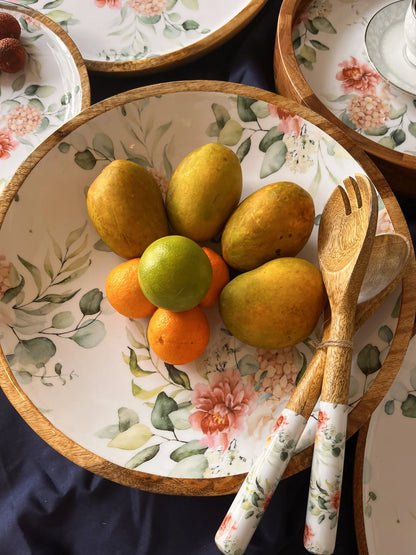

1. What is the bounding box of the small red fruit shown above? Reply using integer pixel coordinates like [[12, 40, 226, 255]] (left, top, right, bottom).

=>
[[0, 37, 26, 73], [0, 12, 21, 40]]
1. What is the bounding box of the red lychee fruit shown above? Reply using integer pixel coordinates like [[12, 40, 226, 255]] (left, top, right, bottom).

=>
[[0, 37, 26, 73], [0, 12, 21, 40]]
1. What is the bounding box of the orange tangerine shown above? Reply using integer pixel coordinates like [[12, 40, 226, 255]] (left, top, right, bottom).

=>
[[105, 258, 156, 319], [199, 247, 230, 308], [147, 306, 210, 365]]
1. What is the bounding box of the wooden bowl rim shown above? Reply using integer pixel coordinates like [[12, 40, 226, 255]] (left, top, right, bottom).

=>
[[274, 0, 416, 171], [0, 79, 415, 496], [0, 0, 91, 110], [83, 0, 268, 76]]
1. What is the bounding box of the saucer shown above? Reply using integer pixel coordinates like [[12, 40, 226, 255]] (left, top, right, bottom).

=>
[[365, 0, 416, 97]]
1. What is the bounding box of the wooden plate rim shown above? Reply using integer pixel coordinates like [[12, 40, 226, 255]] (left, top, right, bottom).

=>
[[0, 79, 414, 496]]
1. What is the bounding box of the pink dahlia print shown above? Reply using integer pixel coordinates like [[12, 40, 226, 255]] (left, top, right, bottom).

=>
[[347, 95, 389, 131], [128, 0, 168, 16], [336, 56, 382, 95], [94, 0, 122, 8], [7, 105, 43, 137], [189, 367, 257, 451], [268, 105, 303, 138], [0, 128, 18, 159]]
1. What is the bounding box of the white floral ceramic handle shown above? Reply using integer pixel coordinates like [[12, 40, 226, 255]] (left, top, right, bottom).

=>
[[215, 408, 307, 555], [304, 401, 349, 554]]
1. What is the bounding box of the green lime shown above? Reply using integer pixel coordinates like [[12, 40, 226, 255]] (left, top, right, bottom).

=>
[[138, 235, 213, 312]]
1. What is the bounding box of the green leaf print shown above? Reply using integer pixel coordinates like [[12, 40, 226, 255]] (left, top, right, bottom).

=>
[[182, 20, 199, 31], [118, 407, 140, 432], [165, 363, 191, 389], [260, 140, 288, 178], [169, 454, 208, 478], [170, 439, 207, 462], [17, 255, 42, 294], [401, 394, 416, 418], [74, 149, 96, 170], [237, 96, 258, 123], [211, 103, 230, 129], [218, 119, 243, 146], [12, 337, 56, 368], [259, 127, 285, 153], [92, 133, 115, 159], [125, 444, 160, 469], [79, 288, 103, 315], [70, 319, 106, 348], [181, 0, 199, 9], [151, 391, 178, 431], [108, 423, 153, 450], [312, 17, 336, 33], [51, 311, 75, 329], [357, 344, 381, 376]]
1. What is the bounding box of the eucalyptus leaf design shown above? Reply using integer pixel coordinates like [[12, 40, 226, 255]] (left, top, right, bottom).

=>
[[92, 0, 209, 63], [2, 223, 105, 386]]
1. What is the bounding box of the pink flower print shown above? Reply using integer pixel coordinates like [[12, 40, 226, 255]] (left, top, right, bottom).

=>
[[0, 128, 18, 160], [317, 409, 329, 432], [7, 105, 43, 137], [330, 489, 341, 511], [189, 368, 257, 452], [347, 95, 389, 131], [336, 57, 381, 95], [268, 105, 302, 138], [94, 0, 122, 7], [271, 413, 288, 435], [216, 513, 237, 538], [0, 256, 11, 299], [128, 0, 168, 16], [304, 523, 314, 546]]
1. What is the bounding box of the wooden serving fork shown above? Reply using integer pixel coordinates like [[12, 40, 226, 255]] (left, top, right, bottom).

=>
[[304, 174, 378, 554]]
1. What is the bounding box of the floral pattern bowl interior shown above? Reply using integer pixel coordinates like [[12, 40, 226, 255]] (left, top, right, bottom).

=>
[[355, 333, 416, 554], [0, 1, 90, 191], [0, 81, 413, 496], [12, 0, 269, 75], [292, 0, 416, 157]]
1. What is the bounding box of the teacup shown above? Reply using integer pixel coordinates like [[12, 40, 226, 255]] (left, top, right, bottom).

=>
[[404, 0, 416, 65]]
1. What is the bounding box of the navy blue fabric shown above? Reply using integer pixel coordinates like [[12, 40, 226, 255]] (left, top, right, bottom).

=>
[[1, 0, 414, 553]]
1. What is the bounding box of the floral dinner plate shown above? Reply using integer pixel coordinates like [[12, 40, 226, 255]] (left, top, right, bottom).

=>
[[355, 333, 416, 554], [13, 0, 269, 74], [0, 0, 90, 191], [0, 81, 413, 495]]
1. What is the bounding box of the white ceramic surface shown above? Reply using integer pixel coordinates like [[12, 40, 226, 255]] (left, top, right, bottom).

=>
[[365, 1, 416, 97], [0, 1, 89, 190], [0, 85, 400, 483], [293, 0, 416, 157], [360, 334, 416, 555], [13, 0, 265, 72]]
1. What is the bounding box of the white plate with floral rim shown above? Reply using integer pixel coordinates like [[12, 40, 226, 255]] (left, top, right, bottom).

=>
[[0, 81, 412, 496], [292, 0, 416, 158], [12, 0, 269, 75], [0, 0, 90, 192], [355, 333, 416, 555]]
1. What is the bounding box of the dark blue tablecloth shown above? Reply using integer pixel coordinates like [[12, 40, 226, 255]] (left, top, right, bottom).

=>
[[1, 1, 414, 553]]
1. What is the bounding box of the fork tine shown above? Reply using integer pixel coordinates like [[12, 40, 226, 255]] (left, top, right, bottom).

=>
[[343, 176, 362, 210], [337, 183, 352, 215]]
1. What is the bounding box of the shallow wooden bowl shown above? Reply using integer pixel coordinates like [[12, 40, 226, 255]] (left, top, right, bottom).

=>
[[0, 81, 415, 496], [274, 0, 416, 196]]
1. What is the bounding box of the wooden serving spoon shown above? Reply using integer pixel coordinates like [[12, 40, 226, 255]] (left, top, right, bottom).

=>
[[215, 177, 405, 555]]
